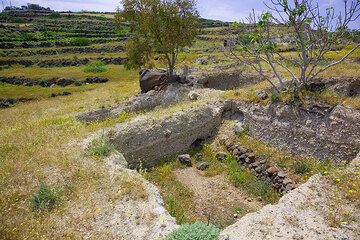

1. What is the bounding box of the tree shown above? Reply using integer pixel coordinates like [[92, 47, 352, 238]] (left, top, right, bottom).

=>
[[117, 0, 199, 78], [227, 0, 360, 94]]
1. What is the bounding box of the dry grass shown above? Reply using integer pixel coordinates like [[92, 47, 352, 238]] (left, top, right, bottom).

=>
[[0, 66, 140, 239], [144, 164, 196, 224]]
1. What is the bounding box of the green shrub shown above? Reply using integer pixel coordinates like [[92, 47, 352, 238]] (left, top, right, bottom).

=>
[[294, 162, 312, 175], [88, 138, 115, 157], [84, 61, 107, 73], [49, 12, 61, 19], [271, 92, 281, 103], [18, 33, 38, 41], [32, 184, 59, 211], [74, 80, 83, 86], [95, 16, 107, 21], [68, 37, 90, 46], [166, 223, 220, 240]]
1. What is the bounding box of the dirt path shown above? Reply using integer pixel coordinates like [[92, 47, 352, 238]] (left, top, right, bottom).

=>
[[174, 167, 264, 228]]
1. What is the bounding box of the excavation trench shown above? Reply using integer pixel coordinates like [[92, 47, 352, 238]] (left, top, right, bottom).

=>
[[84, 92, 360, 233]]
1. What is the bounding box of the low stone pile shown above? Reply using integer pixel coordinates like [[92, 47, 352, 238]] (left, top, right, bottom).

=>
[[0, 76, 108, 87], [222, 141, 295, 195]]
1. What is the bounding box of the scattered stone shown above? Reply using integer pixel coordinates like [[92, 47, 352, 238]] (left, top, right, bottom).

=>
[[266, 167, 279, 176], [277, 171, 286, 178], [216, 152, 227, 161], [196, 56, 210, 65], [177, 154, 192, 167], [195, 152, 203, 160], [256, 90, 268, 100], [50, 91, 72, 98], [195, 161, 210, 171], [188, 91, 200, 101], [233, 122, 245, 134], [282, 178, 293, 186], [246, 153, 256, 160]]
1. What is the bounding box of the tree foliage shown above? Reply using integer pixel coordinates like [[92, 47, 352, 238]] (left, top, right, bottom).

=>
[[117, 0, 199, 76], [227, 0, 360, 92]]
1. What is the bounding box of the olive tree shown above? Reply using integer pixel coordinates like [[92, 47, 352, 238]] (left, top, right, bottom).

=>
[[117, 0, 199, 78], [227, 0, 360, 93]]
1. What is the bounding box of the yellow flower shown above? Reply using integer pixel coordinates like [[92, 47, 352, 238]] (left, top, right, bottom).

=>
[[335, 178, 341, 183], [349, 190, 355, 194]]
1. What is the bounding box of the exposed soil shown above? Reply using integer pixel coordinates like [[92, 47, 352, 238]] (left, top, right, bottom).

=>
[[174, 167, 263, 228]]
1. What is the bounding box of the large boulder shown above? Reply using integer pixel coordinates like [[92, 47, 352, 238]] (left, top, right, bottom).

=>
[[139, 69, 169, 92]]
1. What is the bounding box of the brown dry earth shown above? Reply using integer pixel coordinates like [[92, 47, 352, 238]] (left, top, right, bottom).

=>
[[174, 167, 263, 228]]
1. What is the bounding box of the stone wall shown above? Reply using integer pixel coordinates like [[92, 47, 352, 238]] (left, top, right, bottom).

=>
[[223, 140, 295, 195]]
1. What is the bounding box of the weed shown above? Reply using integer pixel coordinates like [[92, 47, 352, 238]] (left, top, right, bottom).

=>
[[84, 61, 107, 73], [31, 184, 59, 211], [88, 138, 115, 157], [294, 162, 312, 175], [225, 155, 280, 203], [233, 206, 245, 214], [271, 91, 281, 103]]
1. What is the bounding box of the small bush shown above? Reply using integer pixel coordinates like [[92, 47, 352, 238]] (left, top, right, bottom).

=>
[[88, 138, 115, 157], [271, 92, 281, 103], [84, 61, 107, 73], [74, 80, 83, 86], [294, 162, 312, 175], [68, 37, 90, 46], [32, 184, 59, 211], [166, 223, 220, 240], [49, 12, 61, 19]]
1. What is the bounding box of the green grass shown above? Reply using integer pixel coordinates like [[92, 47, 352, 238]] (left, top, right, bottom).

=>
[[0, 65, 139, 239], [144, 164, 196, 224], [225, 155, 280, 204], [0, 65, 136, 100]]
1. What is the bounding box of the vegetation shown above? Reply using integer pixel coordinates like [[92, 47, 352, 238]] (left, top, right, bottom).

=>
[[68, 37, 91, 46], [117, 0, 199, 77], [32, 184, 59, 211], [88, 137, 115, 157], [166, 223, 220, 240], [229, 0, 360, 94], [225, 155, 280, 203], [144, 163, 195, 224], [83, 61, 107, 73]]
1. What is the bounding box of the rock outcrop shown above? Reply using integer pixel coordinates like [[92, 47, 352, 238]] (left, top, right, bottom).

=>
[[219, 154, 360, 240], [231, 101, 360, 162], [107, 101, 225, 168]]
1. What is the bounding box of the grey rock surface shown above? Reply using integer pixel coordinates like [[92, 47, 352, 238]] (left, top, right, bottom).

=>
[[232, 101, 360, 162], [108, 101, 225, 168], [219, 154, 360, 240]]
